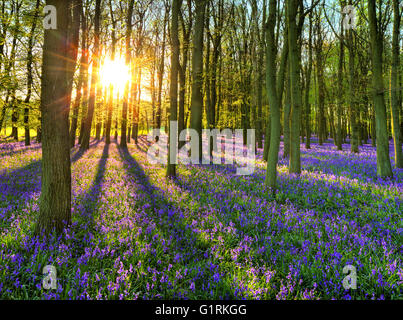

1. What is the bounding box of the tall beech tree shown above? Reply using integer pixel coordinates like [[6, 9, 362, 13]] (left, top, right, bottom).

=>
[[336, 3, 344, 151], [167, 0, 182, 177], [36, 0, 72, 234], [120, 0, 135, 148], [287, 0, 302, 174], [390, 0, 402, 168], [264, 0, 281, 190], [155, 7, 169, 130], [368, 0, 393, 177], [70, 2, 87, 148], [178, 0, 192, 147], [23, 0, 40, 146], [190, 0, 206, 161], [304, 9, 313, 150], [314, 7, 325, 145], [104, 0, 116, 145], [347, 0, 359, 154], [80, 0, 101, 151]]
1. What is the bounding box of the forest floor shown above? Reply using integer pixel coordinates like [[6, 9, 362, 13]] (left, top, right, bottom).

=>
[[0, 136, 402, 299]]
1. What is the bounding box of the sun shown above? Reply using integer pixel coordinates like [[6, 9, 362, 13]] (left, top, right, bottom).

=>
[[99, 57, 130, 92]]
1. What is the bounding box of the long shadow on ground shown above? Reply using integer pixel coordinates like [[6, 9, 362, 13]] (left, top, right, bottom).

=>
[[117, 144, 207, 263]]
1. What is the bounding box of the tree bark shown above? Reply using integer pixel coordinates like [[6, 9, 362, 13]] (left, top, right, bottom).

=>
[[24, 0, 40, 146], [36, 0, 72, 235], [69, 0, 84, 147], [264, 0, 281, 190], [167, 0, 182, 177], [80, 0, 101, 151], [120, 0, 135, 148], [315, 9, 325, 145], [178, 1, 192, 147], [190, 0, 206, 161], [390, 0, 402, 168], [368, 0, 393, 177], [336, 6, 344, 151], [287, 0, 302, 174], [156, 9, 169, 130]]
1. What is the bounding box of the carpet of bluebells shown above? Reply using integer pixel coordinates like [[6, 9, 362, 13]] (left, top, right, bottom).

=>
[[0, 136, 402, 300]]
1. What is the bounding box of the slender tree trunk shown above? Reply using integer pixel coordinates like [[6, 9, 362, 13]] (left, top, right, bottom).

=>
[[80, 0, 101, 151], [132, 67, 141, 143], [336, 10, 344, 150], [346, 2, 359, 153], [390, 0, 402, 168], [368, 0, 393, 177], [66, 0, 81, 132], [167, 0, 182, 177], [283, 70, 291, 158], [105, 0, 116, 144], [9, 2, 21, 141], [264, 15, 287, 161], [288, 0, 302, 174], [114, 92, 119, 140], [315, 11, 325, 145], [69, 0, 84, 148], [251, 0, 263, 149], [156, 10, 168, 130], [178, 4, 191, 148], [23, 0, 40, 146], [78, 44, 89, 147], [190, 0, 206, 161], [305, 10, 313, 149], [265, 0, 281, 190], [120, 0, 135, 148]]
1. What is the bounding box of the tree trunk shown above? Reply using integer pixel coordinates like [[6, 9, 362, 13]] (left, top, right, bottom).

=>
[[315, 11, 325, 145], [283, 70, 291, 158], [167, 0, 182, 177], [304, 10, 313, 149], [105, 1, 116, 144], [390, 0, 402, 168], [66, 0, 81, 140], [156, 10, 168, 130], [287, 0, 302, 174], [9, 2, 21, 142], [120, 0, 135, 148], [264, 0, 281, 190], [23, 0, 40, 146], [336, 8, 344, 150], [178, 2, 191, 148], [80, 0, 101, 151], [36, 0, 72, 235], [190, 0, 206, 161], [70, 0, 85, 148], [368, 0, 393, 177]]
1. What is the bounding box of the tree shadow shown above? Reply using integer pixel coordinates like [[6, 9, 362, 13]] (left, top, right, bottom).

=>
[[70, 142, 110, 256], [0, 159, 42, 213], [117, 146, 259, 298], [77, 142, 109, 218], [0, 144, 42, 158], [117, 145, 204, 260], [71, 138, 102, 163], [0, 138, 103, 229], [133, 135, 151, 154]]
